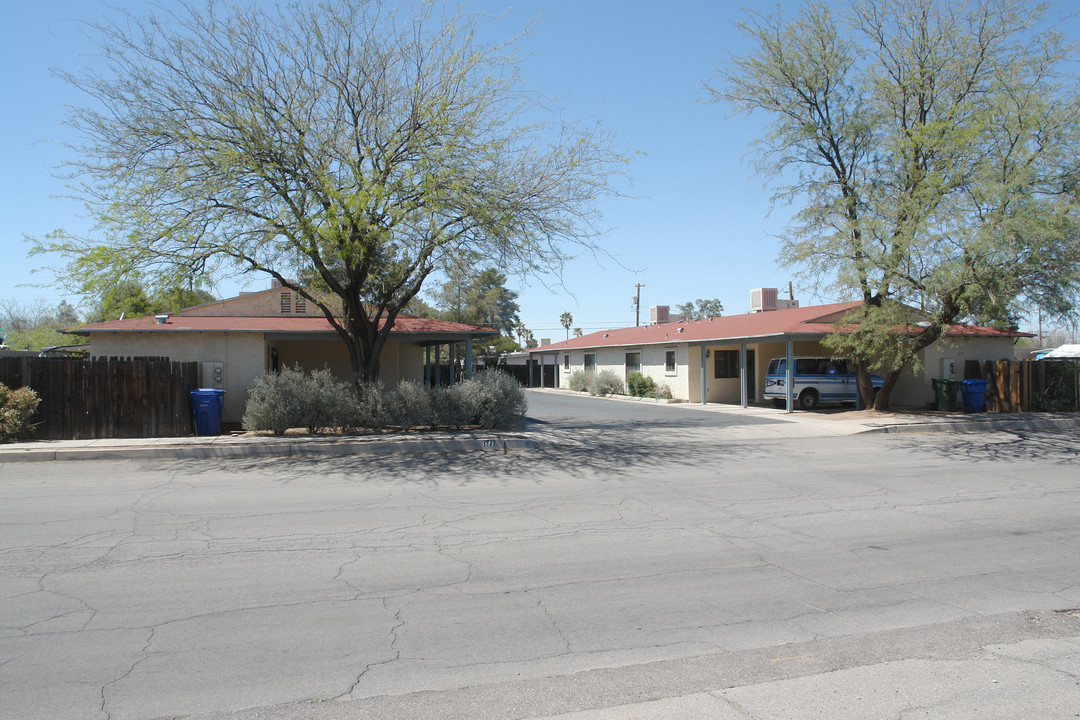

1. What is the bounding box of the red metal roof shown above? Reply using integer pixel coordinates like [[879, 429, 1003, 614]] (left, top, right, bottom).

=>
[[74, 314, 498, 336], [528, 301, 1027, 353]]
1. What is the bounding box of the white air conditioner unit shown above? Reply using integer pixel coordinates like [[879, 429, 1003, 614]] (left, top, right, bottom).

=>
[[650, 305, 670, 324], [750, 288, 778, 312]]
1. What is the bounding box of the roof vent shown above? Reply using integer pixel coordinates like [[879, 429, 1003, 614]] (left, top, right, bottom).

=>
[[677, 327, 684, 333], [154, 314, 169, 324], [603, 333, 609, 338]]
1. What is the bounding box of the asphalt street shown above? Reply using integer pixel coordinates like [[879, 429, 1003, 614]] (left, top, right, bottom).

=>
[[1, 392, 1079, 719]]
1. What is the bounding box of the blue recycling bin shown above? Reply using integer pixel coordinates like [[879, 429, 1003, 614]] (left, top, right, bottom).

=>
[[960, 379, 987, 413], [190, 388, 226, 435]]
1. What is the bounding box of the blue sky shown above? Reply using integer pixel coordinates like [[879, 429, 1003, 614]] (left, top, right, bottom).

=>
[[3, 1, 851, 337]]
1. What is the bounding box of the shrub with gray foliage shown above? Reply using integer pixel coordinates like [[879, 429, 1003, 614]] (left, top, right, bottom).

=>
[[458, 369, 528, 429], [242, 365, 355, 434], [242, 367, 527, 433], [391, 380, 433, 429], [588, 369, 624, 397], [567, 370, 591, 392]]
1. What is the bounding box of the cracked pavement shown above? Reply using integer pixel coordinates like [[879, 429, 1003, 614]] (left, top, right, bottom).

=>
[[2, 392, 1080, 719]]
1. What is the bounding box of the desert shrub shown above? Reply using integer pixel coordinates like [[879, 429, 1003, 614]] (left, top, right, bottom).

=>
[[391, 379, 432, 429], [457, 369, 528, 429], [243, 367, 528, 434], [347, 381, 389, 432], [651, 381, 673, 400], [626, 371, 655, 398], [0, 383, 40, 442], [242, 365, 355, 434], [431, 384, 470, 429], [567, 370, 591, 392], [588, 369, 624, 397]]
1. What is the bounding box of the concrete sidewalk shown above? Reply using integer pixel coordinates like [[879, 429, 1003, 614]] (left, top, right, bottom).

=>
[[1, 391, 1076, 463]]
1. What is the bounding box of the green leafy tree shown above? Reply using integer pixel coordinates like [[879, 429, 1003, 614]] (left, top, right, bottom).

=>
[[35, 1, 625, 387], [712, 0, 1080, 409], [423, 262, 523, 367], [560, 311, 573, 340], [573, 327, 583, 337], [676, 298, 723, 321], [87, 278, 215, 323], [0, 300, 85, 351]]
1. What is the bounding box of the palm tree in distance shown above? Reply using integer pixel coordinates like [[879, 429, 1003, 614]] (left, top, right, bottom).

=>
[[560, 312, 573, 341]]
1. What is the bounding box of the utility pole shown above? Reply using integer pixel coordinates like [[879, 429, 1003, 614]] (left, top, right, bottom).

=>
[[633, 283, 645, 327]]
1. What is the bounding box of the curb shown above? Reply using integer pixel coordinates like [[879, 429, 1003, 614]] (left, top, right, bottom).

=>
[[858, 416, 1080, 435], [0, 435, 542, 463]]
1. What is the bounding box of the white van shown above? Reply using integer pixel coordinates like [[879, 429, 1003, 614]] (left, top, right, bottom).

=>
[[764, 357, 883, 409]]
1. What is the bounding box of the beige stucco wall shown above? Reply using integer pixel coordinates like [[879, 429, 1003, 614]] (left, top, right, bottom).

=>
[[271, 337, 423, 387], [549, 335, 1017, 408], [893, 336, 1018, 409], [89, 331, 264, 423], [90, 331, 431, 426], [179, 289, 327, 317]]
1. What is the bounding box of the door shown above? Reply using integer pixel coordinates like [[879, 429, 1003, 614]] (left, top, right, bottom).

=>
[[746, 350, 756, 401]]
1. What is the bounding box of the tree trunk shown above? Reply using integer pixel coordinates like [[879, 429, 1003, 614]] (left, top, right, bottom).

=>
[[854, 360, 877, 408], [873, 370, 902, 411]]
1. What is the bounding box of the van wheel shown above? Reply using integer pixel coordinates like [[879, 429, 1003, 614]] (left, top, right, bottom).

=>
[[798, 389, 820, 410]]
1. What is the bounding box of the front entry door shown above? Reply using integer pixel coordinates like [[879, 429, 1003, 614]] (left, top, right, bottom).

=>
[[746, 350, 756, 402]]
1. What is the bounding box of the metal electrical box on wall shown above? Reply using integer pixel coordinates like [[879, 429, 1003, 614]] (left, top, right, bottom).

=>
[[201, 361, 225, 389], [941, 357, 958, 380]]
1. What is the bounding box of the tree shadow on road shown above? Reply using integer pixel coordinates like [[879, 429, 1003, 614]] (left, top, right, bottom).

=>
[[153, 426, 764, 488], [887, 428, 1079, 465]]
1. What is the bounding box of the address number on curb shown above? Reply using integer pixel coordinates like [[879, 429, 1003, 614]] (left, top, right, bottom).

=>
[[482, 439, 498, 448]]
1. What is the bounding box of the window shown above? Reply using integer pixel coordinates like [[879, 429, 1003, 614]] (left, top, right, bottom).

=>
[[584, 354, 596, 372], [713, 350, 739, 379], [564, 355, 570, 371], [625, 351, 641, 375], [665, 348, 677, 374], [279, 292, 292, 314]]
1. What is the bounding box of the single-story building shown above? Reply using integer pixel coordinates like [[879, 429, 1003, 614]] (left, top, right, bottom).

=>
[[528, 296, 1028, 410], [72, 286, 498, 423]]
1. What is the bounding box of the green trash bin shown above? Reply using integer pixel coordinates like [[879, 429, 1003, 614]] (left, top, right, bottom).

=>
[[932, 379, 960, 411]]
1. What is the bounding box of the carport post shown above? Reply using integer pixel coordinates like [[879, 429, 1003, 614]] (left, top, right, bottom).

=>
[[424, 346, 431, 386], [540, 354, 546, 388], [739, 342, 748, 408], [465, 339, 473, 379], [528, 353, 534, 387], [435, 345, 441, 387], [449, 344, 456, 386], [700, 345, 707, 405], [785, 339, 794, 413]]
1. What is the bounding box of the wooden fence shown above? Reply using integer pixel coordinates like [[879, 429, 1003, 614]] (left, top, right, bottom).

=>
[[964, 359, 1080, 413], [0, 356, 199, 439]]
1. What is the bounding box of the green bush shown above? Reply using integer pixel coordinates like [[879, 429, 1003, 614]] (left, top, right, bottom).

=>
[[626, 371, 656, 398], [589, 369, 624, 396], [0, 383, 40, 442], [567, 370, 592, 392]]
